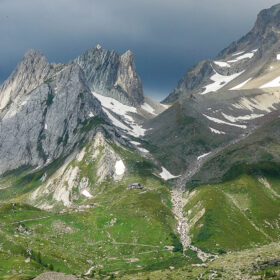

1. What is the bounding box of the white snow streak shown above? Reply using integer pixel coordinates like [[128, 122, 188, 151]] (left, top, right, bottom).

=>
[[228, 49, 257, 63], [137, 147, 149, 153], [141, 103, 156, 115], [221, 112, 264, 122], [92, 92, 147, 137], [230, 78, 252, 90], [203, 114, 247, 129], [130, 141, 141, 146], [232, 51, 245, 56], [232, 93, 280, 113], [159, 167, 179, 181], [209, 127, 226, 135], [260, 77, 280, 88], [213, 61, 231, 68], [201, 71, 244, 95], [103, 108, 130, 131], [197, 152, 211, 161]]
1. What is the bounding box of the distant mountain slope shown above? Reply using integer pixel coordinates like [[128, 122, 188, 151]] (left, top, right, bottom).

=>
[[191, 111, 280, 185], [163, 3, 280, 104], [146, 3, 280, 174]]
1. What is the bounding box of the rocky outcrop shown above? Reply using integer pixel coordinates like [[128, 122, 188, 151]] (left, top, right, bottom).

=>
[[162, 60, 213, 103], [0, 53, 107, 175], [115, 50, 144, 105], [0, 50, 59, 110], [29, 132, 126, 209], [75, 46, 144, 106]]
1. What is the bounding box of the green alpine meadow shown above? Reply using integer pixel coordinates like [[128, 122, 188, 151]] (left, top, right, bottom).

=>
[[2, 2, 280, 280]]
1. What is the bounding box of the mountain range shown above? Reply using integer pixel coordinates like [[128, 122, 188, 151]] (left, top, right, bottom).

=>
[[2, 3, 280, 280]]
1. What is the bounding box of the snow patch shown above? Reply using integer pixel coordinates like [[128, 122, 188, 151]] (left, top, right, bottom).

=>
[[88, 112, 94, 118], [277, 54, 280, 60], [214, 61, 231, 68], [141, 103, 156, 115], [81, 189, 93, 198], [209, 127, 226, 135], [203, 114, 247, 129], [221, 112, 264, 122], [232, 51, 245, 56], [228, 49, 257, 63], [92, 92, 147, 137], [159, 167, 179, 181], [130, 141, 141, 146], [201, 71, 244, 95], [44, 123, 48, 130], [197, 152, 211, 161], [115, 160, 125, 176], [137, 147, 149, 153], [260, 76, 280, 88], [232, 93, 280, 113], [103, 108, 130, 131], [230, 78, 252, 90]]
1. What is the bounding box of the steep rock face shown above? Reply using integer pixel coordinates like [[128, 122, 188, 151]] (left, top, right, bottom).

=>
[[115, 50, 144, 105], [163, 60, 213, 103], [75, 46, 144, 106], [219, 3, 280, 58], [0, 50, 59, 110], [0, 59, 106, 176]]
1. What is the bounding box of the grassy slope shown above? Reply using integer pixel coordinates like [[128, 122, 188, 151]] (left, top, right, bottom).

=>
[[0, 138, 188, 279], [118, 241, 280, 279], [184, 174, 280, 254]]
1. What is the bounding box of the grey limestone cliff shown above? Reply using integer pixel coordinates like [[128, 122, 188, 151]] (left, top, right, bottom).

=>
[[75, 45, 144, 106], [0, 51, 107, 175]]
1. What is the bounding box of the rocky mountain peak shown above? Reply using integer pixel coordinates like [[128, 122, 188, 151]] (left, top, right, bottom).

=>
[[252, 4, 280, 37], [115, 50, 144, 105], [23, 49, 44, 60], [218, 4, 280, 58], [0, 49, 56, 110], [75, 46, 144, 106]]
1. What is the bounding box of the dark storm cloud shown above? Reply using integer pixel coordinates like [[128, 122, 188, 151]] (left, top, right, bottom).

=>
[[0, 0, 279, 100]]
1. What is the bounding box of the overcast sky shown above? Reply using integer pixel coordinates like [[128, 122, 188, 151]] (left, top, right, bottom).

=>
[[0, 0, 280, 100]]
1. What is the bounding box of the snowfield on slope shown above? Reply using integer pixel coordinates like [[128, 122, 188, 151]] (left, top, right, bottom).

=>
[[260, 76, 280, 89], [214, 61, 231, 68], [159, 167, 179, 180], [228, 49, 258, 63], [201, 71, 244, 95], [203, 114, 247, 129], [81, 189, 93, 198], [197, 152, 211, 161], [115, 160, 125, 176], [92, 92, 147, 137], [232, 93, 280, 113], [141, 102, 156, 115]]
